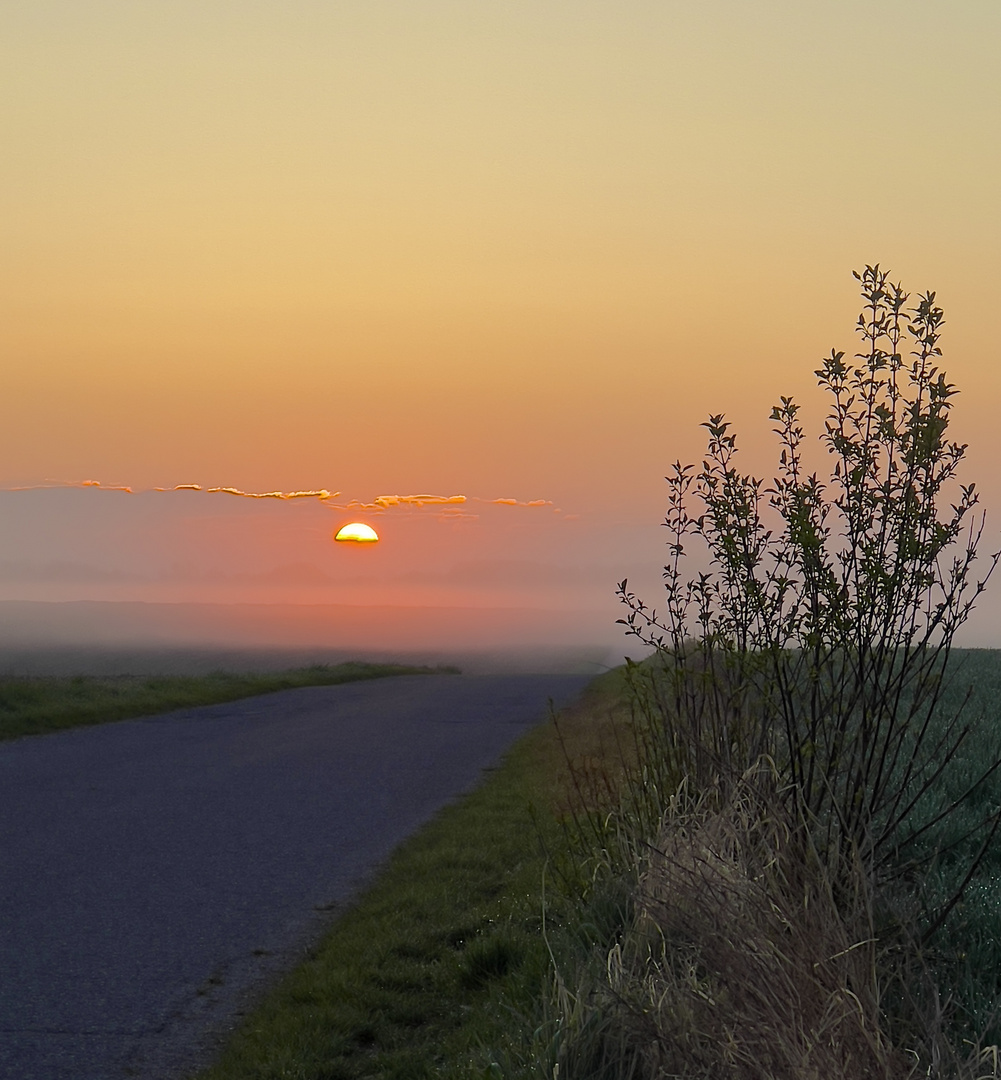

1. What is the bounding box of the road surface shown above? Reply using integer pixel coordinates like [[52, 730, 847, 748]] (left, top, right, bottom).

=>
[[0, 673, 589, 1079]]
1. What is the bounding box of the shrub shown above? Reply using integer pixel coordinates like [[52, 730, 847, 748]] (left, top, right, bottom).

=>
[[617, 265, 1000, 892], [540, 267, 1001, 1077]]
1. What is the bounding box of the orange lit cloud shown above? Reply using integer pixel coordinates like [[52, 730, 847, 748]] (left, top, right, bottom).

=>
[[4, 480, 340, 502], [331, 494, 467, 510], [6, 480, 137, 493], [1, 482, 559, 513], [330, 494, 558, 514], [158, 484, 340, 501], [482, 498, 552, 508]]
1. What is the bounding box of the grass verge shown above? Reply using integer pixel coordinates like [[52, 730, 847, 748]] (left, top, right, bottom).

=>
[[189, 669, 628, 1080], [0, 662, 456, 742]]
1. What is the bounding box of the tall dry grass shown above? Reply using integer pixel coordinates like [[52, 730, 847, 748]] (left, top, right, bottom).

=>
[[530, 663, 1001, 1080], [610, 766, 902, 1079]]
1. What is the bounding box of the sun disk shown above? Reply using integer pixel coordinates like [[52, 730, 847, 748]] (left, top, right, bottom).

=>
[[334, 522, 379, 543]]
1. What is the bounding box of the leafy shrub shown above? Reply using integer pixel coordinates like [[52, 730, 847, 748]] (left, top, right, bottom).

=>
[[544, 267, 1001, 1077], [618, 266, 1000, 885]]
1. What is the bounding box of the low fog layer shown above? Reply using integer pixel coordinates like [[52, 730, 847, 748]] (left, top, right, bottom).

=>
[[0, 636, 630, 677], [4, 487, 996, 663], [0, 599, 626, 670], [0, 488, 666, 665]]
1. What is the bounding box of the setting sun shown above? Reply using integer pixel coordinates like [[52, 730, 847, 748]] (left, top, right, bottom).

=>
[[334, 522, 379, 544]]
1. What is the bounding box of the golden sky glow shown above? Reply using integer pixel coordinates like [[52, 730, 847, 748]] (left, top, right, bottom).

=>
[[1, 2, 1000, 647]]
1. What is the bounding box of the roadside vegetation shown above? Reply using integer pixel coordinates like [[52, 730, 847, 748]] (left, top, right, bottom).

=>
[[0, 662, 455, 742], [528, 650, 1001, 1079], [188, 654, 1001, 1080], [543, 267, 1001, 1077]]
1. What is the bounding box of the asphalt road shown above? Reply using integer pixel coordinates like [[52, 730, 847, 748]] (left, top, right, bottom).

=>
[[0, 672, 589, 1080]]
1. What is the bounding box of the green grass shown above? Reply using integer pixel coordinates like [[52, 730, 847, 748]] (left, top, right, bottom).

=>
[[887, 649, 1001, 1046], [0, 662, 457, 742], [189, 670, 626, 1080]]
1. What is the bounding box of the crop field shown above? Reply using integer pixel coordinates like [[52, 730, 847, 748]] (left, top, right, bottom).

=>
[[0, 661, 455, 742]]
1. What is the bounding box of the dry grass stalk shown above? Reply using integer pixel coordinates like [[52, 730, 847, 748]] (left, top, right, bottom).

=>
[[595, 764, 913, 1079]]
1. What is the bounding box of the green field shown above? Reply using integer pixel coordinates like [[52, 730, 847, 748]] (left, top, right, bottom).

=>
[[0, 661, 456, 742], [895, 650, 1001, 1047]]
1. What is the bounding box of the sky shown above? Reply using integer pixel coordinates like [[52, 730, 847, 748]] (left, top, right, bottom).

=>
[[1, 1, 1000, 659]]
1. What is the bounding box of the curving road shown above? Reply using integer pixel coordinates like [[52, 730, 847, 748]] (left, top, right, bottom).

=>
[[0, 672, 589, 1080]]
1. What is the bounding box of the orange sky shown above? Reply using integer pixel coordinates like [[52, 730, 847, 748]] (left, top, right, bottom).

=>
[[1, 2, 999, 652]]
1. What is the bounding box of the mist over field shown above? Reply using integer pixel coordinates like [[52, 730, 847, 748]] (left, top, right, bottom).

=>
[[2, 482, 999, 676], [0, 487, 664, 673], [0, 601, 629, 675]]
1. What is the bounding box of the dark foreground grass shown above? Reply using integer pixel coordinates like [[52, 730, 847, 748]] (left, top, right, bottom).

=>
[[190, 669, 628, 1080], [538, 649, 1001, 1077], [0, 662, 456, 742]]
